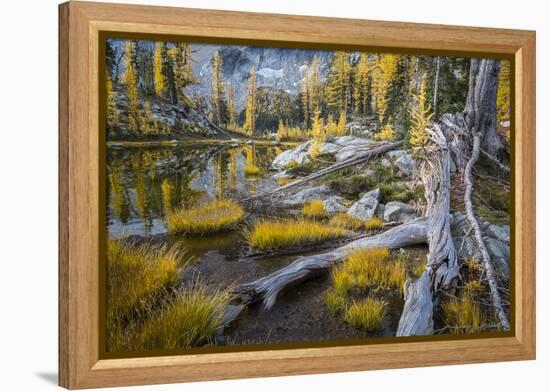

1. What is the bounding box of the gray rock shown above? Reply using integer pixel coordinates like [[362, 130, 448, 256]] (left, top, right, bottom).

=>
[[246, 139, 254, 145], [386, 150, 408, 159], [319, 142, 341, 155], [375, 203, 385, 219], [283, 185, 332, 206], [450, 212, 510, 278], [332, 135, 372, 146], [383, 201, 417, 223], [271, 141, 312, 169], [381, 158, 391, 167], [335, 146, 359, 161], [347, 188, 380, 221], [395, 154, 414, 176], [323, 196, 348, 213]]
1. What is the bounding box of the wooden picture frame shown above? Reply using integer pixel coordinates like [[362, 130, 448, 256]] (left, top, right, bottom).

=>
[[59, 1, 536, 389]]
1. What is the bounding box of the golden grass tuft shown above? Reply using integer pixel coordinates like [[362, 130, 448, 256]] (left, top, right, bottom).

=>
[[364, 217, 384, 231], [166, 199, 245, 235], [244, 164, 261, 176], [302, 199, 327, 218], [107, 240, 183, 319], [246, 219, 346, 251], [331, 267, 355, 295], [441, 290, 485, 334], [325, 289, 347, 315], [329, 212, 364, 230], [136, 283, 234, 350], [343, 297, 386, 332], [106, 239, 187, 352], [345, 247, 404, 290]]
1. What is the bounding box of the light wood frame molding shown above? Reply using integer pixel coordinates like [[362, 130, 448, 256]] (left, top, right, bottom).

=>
[[59, 1, 536, 389]]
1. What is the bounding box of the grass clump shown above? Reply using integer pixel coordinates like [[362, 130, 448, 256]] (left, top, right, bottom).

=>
[[107, 240, 182, 320], [246, 219, 345, 251], [343, 297, 386, 332], [302, 199, 327, 218], [364, 217, 384, 231], [345, 248, 405, 290], [441, 291, 485, 334], [325, 289, 347, 314], [330, 212, 364, 230], [244, 164, 261, 176], [106, 239, 187, 352], [166, 199, 245, 235], [136, 283, 234, 350]]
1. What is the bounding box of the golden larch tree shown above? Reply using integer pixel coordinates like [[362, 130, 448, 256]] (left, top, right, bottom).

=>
[[154, 42, 166, 97], [124, 41, 140, 134], [243, 66, 257, 136], [106, 73, 119, 131], [496, 60, 510, 123], [326, 51, 352, 115], [371, 53, 399, 124], [408, 76, 434, 147]]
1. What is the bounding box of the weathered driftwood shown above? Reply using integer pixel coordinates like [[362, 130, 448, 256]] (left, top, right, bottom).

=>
[[238, 140, 404, 204], [236, 218, 429, 310], [396, 272, 433, 336], [463, 134, 510, 330], [395, 125, 460, 336]]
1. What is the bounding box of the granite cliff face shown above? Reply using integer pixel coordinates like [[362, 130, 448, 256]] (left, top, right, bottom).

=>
[[189, 43, 334, 110]]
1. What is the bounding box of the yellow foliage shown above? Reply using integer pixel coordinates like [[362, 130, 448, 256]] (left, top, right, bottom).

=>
[[244, 164, 261, 176], [497, 60, 510, 123], [331, 267, 355, 295], [343, 247, 405, 291], [344, 297, 386, 332], [154, 41, 166, 96], [372, 54, 399, 123], [243, 66, 257, 136], [166, 199, 245, 235], [302, 199, 327, 218], [124, 41, 140, 134], [336, 111, 347, 136], [375, 122, 396, 141], [408, 76, 434, 147], [106, 73, 119, 129], [246, 219, 346, 251], [276, 120, 305, 142]]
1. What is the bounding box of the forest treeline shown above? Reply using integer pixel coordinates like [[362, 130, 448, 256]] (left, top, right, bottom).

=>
[[105, 39, 511, 143]]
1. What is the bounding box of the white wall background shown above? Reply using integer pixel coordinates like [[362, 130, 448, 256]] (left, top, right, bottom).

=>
[[0, 0, 546, 389]]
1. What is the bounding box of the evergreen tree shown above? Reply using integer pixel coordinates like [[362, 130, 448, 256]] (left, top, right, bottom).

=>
[[170, 42, 197, 105], [353, 53, 371, 115], [301, 62, 310, 129], [210, 51, 228, 126], [326, 51, 352, 115], [244, 66, 257, 136]]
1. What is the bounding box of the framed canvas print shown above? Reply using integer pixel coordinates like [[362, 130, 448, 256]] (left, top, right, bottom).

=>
[[58, 1, 536, 389]]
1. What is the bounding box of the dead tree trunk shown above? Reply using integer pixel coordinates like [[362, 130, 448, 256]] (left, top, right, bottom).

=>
[[396, 125, 460, 336], [464, 59, 503, 159]]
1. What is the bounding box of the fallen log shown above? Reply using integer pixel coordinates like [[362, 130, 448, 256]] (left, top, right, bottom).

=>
[[396, 272, 433, 336], [236, 218, 429, 310], [463, 134, 510, 330], [238, 140, 404, 204]]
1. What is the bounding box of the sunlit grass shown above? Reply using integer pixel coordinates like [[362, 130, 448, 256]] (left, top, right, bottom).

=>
[[246, 219, 346, 251], [343, 297, 386, 332], [302, 199, 327, 219], [325, 289, 347, 315], [364, 217, 384, 231], [166, 199, 245, 235], [331, 267, 355, 295], [347, 248, 403, 289], [106, 239, 188, 352], [441, 290, 485, 334], [107, 239, 183, 320], [244, 164, 261, 176], [329, 212, 364, 231], [276, 176, 295, 186], [136, 283, 234, 350]]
